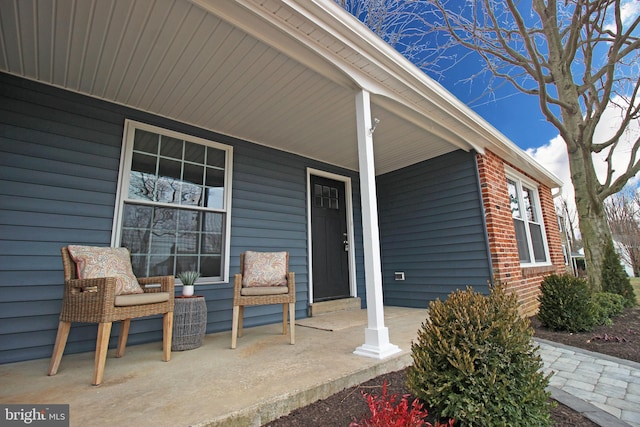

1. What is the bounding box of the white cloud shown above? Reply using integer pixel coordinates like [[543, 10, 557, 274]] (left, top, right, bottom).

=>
[[604, 0, 640, 31], [526, 134, 574, 210], [526, 96, 640, 234], [621, 0, 640, 26]]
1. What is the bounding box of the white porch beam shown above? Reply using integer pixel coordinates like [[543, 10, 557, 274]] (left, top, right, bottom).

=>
[[353, 90, 401, 359]]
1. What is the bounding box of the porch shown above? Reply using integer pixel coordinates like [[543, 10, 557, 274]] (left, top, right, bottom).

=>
[[0, 307, 426, 427]]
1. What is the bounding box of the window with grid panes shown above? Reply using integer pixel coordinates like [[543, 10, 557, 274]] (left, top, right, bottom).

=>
[[506, 174, 549, 265], [113, 121, 232, 282]]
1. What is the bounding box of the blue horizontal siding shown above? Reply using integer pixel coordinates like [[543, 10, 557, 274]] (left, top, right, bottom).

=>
[[377, 150, 492, 309], [0, 73, 365, 364]]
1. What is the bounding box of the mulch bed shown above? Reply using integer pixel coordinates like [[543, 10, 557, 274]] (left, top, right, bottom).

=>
[[264, 306, 640, 427], [530, 306, 640, 363]]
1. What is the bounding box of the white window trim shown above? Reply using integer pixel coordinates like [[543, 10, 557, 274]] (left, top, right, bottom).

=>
[[505, 167, 551, 268], [111, 119, 233, 283]]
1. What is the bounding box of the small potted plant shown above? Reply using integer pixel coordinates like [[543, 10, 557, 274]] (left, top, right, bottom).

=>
[[178, 271, 200, 297]]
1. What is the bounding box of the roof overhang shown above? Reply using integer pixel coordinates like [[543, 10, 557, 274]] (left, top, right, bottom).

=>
[[0, 0, 561, 187]]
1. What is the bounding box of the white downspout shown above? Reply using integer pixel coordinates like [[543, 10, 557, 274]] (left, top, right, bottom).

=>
[[353, 89, 401, 359]]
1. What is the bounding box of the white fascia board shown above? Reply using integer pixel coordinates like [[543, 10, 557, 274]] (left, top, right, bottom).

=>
[[499, 142, 564, 189]]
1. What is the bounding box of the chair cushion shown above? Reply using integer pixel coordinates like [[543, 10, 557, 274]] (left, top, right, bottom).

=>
[[242, 251, 287, 287], [241, 286, 289, 296], [67, 245, 143, 295], [115, 292, 170, 306]]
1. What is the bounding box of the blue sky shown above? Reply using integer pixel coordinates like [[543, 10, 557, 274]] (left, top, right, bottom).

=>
[[439, 73, 558, 151]]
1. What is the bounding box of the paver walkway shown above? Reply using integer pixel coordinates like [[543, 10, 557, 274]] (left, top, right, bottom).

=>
[[536, 338, 640, 427]]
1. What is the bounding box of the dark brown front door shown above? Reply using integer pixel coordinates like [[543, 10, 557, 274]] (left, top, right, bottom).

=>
[[311, 175, 350, 301]]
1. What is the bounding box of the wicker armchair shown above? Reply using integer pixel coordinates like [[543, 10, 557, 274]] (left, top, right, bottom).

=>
[[231, 251, 295, 349], [48, 247, 175, 385]]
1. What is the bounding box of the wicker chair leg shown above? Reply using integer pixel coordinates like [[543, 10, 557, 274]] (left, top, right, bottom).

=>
[[238, 306, 244, 337], [289, 302, 295, 345], [282, 304, 288, 335], [162, 311, 173, 362], [115, 319, 131, 358], [93, 322, 112, 386], [231, 305, 240, 349], [48, 321, 71, 376]]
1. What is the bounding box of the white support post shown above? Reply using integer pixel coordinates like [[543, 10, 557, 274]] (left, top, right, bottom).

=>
[[353, 90, 401, 359]]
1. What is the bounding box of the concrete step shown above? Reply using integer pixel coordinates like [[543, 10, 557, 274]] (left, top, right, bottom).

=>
[[309, 297, 361, 316]]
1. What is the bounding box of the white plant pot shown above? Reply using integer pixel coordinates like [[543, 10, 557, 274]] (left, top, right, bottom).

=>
[[182, 285, 194, 297]]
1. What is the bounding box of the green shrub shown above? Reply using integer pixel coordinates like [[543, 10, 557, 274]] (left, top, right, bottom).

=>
[[601, 240, 637, 307], [537, 274, 596, 332], [406, 285, 552, 427], [592, 292, 625, 326]]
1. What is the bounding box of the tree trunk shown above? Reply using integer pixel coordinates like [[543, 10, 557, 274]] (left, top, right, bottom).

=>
[[629, 251, 640, 278], [569, 147, 611, 291]]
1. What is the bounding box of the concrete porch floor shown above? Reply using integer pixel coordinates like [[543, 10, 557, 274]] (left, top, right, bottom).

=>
[[0, 307, 427, 427]]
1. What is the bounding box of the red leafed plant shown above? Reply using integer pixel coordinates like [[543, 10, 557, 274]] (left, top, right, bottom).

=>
[[350, 380, 455, 427]]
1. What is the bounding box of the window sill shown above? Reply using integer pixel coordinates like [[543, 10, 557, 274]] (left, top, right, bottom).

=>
[[520, 264, 556, 277]]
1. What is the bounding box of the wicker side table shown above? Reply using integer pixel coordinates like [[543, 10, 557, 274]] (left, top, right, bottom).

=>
[[172, 296, 207, 351]]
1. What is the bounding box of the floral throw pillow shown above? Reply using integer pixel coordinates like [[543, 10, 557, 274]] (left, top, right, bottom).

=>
[[242, 251, 288, 287], [67, 245, 143, 295]]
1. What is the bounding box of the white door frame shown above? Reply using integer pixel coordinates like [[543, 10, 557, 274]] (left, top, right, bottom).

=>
[[306, 168, 357, 305]]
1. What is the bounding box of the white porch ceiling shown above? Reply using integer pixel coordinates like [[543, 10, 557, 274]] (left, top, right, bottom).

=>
[[0, 0, 561, 185]]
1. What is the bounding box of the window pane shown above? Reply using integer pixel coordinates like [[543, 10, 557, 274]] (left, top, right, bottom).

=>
[[176, 232, 199, 253], [529, 223, 546, 262], [176, 256, 199, 273], [514, 219, 531, 263], [159, 136, 183, 160], [204, 187, 223, 209], [177, 210, 199, 232], [207, 148, 225, 168], [150, 230, 176, 255], [203, 212, 223, 236], [130, 255, 149, 277], [201, 255, 222, 277], [181, 182, 203, 206], [183, 163, 204, 186], [201, 233, 222, 253], [314, 184, 322, 207], [158, 158, 181, 181], [133, 130, 159, 154], [507, 179, 521, 219], [122, 203, 153, 228], [129, 171, 155, 201], [149, 255, 175, 276], [523, 187, 538, 222], [129, 153, 157, 201], [131, 152, 157, 175], [184, 141, 205, 163], [205, 167, 224, 187], [121, 229, 150, 254]]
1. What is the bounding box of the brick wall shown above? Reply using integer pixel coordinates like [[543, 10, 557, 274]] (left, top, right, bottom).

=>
[[476, 150, 565, 317]]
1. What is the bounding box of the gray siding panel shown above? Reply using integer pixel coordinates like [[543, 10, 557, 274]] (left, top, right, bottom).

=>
[[0, 73, 365, 364], [377, 150, 491, 308]]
